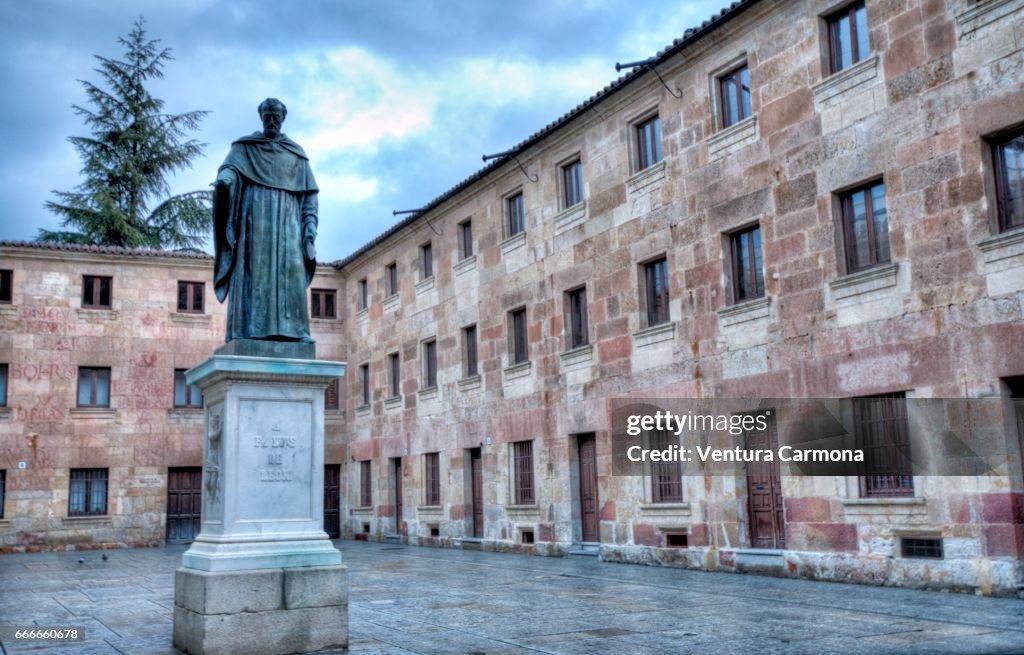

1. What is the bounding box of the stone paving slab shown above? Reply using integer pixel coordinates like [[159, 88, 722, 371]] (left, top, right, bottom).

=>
[[1, 541, 1023, 654]]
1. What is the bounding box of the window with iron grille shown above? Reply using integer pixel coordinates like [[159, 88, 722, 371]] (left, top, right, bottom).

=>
[[77, 367, 111, 408], [635, 115, 662, 171], [359, 363, 370, 407], [420, 242, 433, 279], [0, 363, 7, 407], [458, 219, 474, 260], [856, 392, 914, 497], [311, 289, 336, 319], [422, 339, 437, 389], [901, 537, 943, 559], [512, 440, 535, 505], [82, 275, 112, 309], [507, 192, 525, 237], [385, 263, 398, 297], [719, 64, 751, 128], [176, 281, 204, 313], [562, 159, 583, 208], [992, 128, 1024, 232], [388, 353, 400, 398], [425, 452, 440, 505], [0, 469, 5, 518], [643, 257, 670, 327], [358, 278, 368, 310], [649, 430, 683, 503], [729, 225, 764, 302], [840, 180, 890, 273], [0, 269, 12, 303], [173, 369, 202, 408], [566, 287, 589, 349], [324, 378, 340, 410], [360, 460, 372, 507], [828, 1, 870, 74], [463, 325, 478, 377], [69, 468, 107, 516], [509, 308, 528, 365]]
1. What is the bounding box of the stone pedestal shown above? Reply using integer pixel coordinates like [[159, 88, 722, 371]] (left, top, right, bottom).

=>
[[173, 355, 347, 655]]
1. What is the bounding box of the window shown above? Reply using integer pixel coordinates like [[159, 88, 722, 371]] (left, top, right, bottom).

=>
[[828, 1, 870, 74], [77, 367, 111, 408], [730, 225, 765, 302], [902, 536, 943, 559], [507, 192, 525, 237], [425, 452, 440, 505], [385, 263, 398, 297], [458, 220, 474, 260], [992, 128, 1024, 232], [643, 257, 670, 327], [360, 460, 372, 507], [566, 287, 589, 349], [82, 275, 112, 309], [856, 392, 913, 497], [359, 363, 370, 407], [0, 269, 11, 303], [512, 440, 535, 505], [420, 242, 433, 279], [388, 353, 401, 398], [650, 429, 683, 502], [0, 363, 7, 407], [173, 369, 202, 408], [719, 64, 751, 128], [69, 469, 107, 516], [176, 281, 204, 313], [635, 115, 662, 171], [463, 325, 478, 377], [422, 339, 437, 389], [840, 180, 890, 273], [311, 289, 337, 319], [358, 278, 368, 310], [509, 308, 528, 365], [562, 159, 583, 208], [324, 378, 340, 411], [0, 469, 4, 518]]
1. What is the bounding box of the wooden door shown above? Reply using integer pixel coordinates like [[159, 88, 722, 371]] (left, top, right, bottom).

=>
[[323, 464, 340, 538], [578, 435, 599, 542], [470, 448, 483, 538], [746, 415, 785, 549], [166, 467, 202, 544], [392, 457, 403, 535]]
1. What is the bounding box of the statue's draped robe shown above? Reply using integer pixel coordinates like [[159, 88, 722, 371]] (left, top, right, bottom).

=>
[[213, 133, 318, 342]]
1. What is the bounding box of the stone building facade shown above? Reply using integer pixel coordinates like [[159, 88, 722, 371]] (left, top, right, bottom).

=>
[[2, 0, 1024, 595]]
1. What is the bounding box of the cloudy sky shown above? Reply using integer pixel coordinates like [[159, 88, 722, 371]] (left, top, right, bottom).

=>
[[1, 0, 734, 262]]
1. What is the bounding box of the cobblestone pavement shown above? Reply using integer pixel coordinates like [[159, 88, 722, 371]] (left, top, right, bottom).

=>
[[1, 541, 1023, 654]]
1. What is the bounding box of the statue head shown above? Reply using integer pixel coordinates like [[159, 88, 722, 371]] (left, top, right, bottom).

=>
[[258, 98, 287, 139]]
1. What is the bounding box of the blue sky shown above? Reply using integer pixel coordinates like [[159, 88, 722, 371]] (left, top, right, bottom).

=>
[[0, 0, 735, 262]]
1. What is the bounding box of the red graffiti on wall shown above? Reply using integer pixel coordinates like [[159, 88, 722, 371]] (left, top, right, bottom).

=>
[[10, 363, 76, 381]]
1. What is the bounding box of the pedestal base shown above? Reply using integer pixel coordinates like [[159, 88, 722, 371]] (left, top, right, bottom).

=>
[[173, 565, 348, 655], [182, 536, 342, 572]]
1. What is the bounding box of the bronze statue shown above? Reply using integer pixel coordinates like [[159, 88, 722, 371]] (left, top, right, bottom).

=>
[[213, 98, 318, 344]]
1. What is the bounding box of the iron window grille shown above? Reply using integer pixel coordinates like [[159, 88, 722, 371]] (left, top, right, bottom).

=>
[[510, 308, 528, 365], [841, 180, 890, 273], [0, 269, 12, 303], [176, 281, 204, 313], [425, 452, 440, 505], [173, 369, 202, 408], [463, 325, 478, 377], [643, 257, 670, 327], [360, 461, 372, 507], [650, 429, 683, 503], [730, 225, 765, 302], [458, 220, 474, 260], [324, 378, 340, 411], [69, 468, 107, 516], [828, 1, 870, 74], [567, 287, 589, 349], [311, 289, 337, 319], [992, 128, 1024, 232], [719, 64, 751, 128], [507, 192, 525, 237], [77, 367, 111, 408], [856, 392, 914, 497], [82, 275, 112, 309], [901, 537, 943, 559], [562, 159, 583, 208], [513, 440, 535, 505], [635, 115, 662, 171]]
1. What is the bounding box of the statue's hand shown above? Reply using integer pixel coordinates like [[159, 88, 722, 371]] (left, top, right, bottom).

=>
[[303, 224, 316, 243]]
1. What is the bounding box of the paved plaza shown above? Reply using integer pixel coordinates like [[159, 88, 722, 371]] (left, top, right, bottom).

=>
[[1, 541, 1023, 654]]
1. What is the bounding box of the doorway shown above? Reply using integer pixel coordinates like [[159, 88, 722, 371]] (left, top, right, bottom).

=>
[[469, 448, 483, 538], [577, 434, 599, 542], [166, 467, 202, 544], [323, 464, 340, 538], [391, 457, 403, 535], [745, 414, 785, 549]]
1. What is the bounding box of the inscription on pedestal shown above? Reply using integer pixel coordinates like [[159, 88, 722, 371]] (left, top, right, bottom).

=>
[[237, 402, 312, 521]]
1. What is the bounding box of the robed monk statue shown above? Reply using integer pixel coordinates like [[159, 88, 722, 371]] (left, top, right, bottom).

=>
[[213, 98, 318, 347]]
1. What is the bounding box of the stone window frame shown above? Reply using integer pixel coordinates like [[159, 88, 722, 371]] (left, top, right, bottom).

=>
[[419, 241, 434, 281], [384, 262, 398, 298], [853, 391, 915, 498], [511, 439, 536, 505], [630, 109, 663, 174], [358, 363, 370, 408], [714, 58, 752, 130], [457, 218, 474, 261], [173, 369, 203, 409], [357, 278, 368, 311], [0, 269, 11, 304], [833, 177, 891, 275], [359, 460, 372, 508], [81, 274, 112, 309], [725, 222, 765, 304], [68, 468, 108, 516], [564, 285, 589, 351], [647, 429, 684, 503], [504, 189, 526, 239], [508, 307, 529, 366], [310, 288, 337, 319], [424, 452, 441, 506], [77, 366, 111, 408], [176, 280, 205, 314], [559, 155, 584, 210], [324, 378, 341, 411], [0, 363, 7, 408], [820, 0, 871, 77], [462, 324, 479, 379], [421, 337, 438, 390], [387, 352, 401, 400], [986, 124, 1024, 234], [638, 255, 671, 329]]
